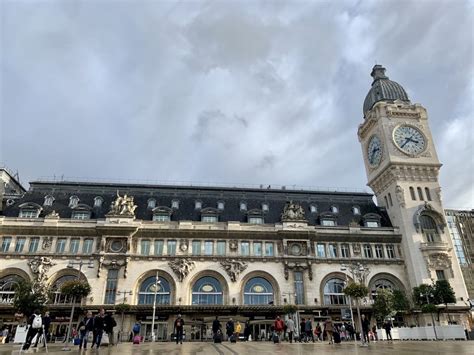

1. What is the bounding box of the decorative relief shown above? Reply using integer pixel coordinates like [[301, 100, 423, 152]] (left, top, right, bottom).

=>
[[283, 260, 313, 281], [45, 210, 59, 219], [97, 256, 129, 278], [220, 259, 248, 282], [281, 201, 306, 221], [41, 237, 53, 251], [107, 191, 137, 217], [179, 239, 189, 252], [229, 240, 238, 252], [395, 185, 405, 207], [287, 242, 308, 256], [426, 253, 453, 276], [28, 256, 55, 291], [353, 243, 361, 255], [169, 258, 195, 282]]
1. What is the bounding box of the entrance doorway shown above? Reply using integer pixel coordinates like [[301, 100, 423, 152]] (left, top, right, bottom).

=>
[[141, 322, 168, 341]]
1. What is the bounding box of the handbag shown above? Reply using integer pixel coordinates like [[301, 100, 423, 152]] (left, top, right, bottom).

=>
[[87, 332, 93, 343]]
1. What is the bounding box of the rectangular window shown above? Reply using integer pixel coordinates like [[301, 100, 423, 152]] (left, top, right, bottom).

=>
[[340, 244, 350, 258], [192, 240, 201, 255], [375, 244, 384, 258], [322, 219, 336, 226], [204, 241, 213, 255], [104, 269, 119, 304], [1, 237, 12, 252], [388, 193, 393, 206], [82, 239, 93, 254], [436, 270, 446, 281], [15, 237, 26, 253], [328, 244, 338, 258], [241, 241, 250, 256], [69, 238, 80, 254], [153, 215, 170, 222], [294, 271, 304, 305], [317, 243, 326, 258], [363, 244, 373, 258], [56, 238, 66, 253], [154, 240, 164, 256], [253, 242, 262, 256], [265, 242, 274, 256], [72, 211, 89, 220], [202, 216, 218, 223], [29, 237, 40, 253], [19, 210, 37, 218], [249, 217, 264, 224], [216, 241, 226, 256], [141, 240, 150, 256], [386, 244, 395, 259], [167, 240, 176, 256], [366, 221, 379, 228]]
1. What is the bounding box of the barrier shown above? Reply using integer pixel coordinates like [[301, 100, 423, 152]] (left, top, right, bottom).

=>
[[377, 325, 466, 340]]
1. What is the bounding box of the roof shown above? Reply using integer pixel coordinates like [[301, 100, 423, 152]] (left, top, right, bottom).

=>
[[1, 180, 392, 227]]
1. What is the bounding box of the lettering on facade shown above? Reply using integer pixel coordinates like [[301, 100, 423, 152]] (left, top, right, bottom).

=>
[[220, 259, 248, 282], [168, 258, 195, 282]]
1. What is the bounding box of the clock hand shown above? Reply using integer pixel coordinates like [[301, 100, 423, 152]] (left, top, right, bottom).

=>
[[400, 138, 410, 148]]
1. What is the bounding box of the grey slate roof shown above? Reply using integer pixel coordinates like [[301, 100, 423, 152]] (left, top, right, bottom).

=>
[[2, 181, 392, 227], [363, 65, 410, 118]]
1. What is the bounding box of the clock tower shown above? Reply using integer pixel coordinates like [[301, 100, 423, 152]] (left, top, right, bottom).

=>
[[358, 65, 468, 304]]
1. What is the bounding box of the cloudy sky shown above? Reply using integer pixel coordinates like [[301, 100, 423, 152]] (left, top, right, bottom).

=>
[[1, 0, 472, 209]]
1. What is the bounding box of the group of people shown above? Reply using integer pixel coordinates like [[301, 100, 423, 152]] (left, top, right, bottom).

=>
[[77, 308, 117, 350], [211, 317, 251, 342]]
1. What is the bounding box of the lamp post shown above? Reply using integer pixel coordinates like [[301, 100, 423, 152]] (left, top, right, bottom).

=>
[[346, 262, 370, 345], [341, 265, 355, 340], [62, 260, 94, 351], [116, 290, 132, 343], [420, 291, 438, 340], [150, 271, 161, 342]]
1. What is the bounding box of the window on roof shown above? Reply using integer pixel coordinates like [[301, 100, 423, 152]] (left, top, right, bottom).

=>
[[19, 209, 39, 218], [352, 206, 360, 215], [147, 199, 156, 209], [262, 203, 269, 212], [310, 204, 317, 213], [202, 215, 218, 223], [217, 201, 224, 210], [72, 211, 90, 220], [171, 200, 179, 209], [69, 196, 79, 208], [249, 217, 264, 224], [153, 214, 170, 222], [321, 219, 336, 226], [240, 202, 247, 211], [44, 195, 54, 206], [366, 221, 379, 228], [331, 206, 339, 213], [195, 201, 202, 210], [94, 196, 103, 208]]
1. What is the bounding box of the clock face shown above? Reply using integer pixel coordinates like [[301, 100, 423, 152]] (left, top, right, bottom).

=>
[[393, 125, 426, 155], [367, 135, 382, 167]]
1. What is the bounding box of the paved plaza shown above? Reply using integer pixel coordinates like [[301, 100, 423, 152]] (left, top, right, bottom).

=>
[[2, 341, 474, 355]]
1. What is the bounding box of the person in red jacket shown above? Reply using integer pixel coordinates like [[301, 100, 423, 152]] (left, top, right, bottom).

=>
[[274, 316, 285, 341]]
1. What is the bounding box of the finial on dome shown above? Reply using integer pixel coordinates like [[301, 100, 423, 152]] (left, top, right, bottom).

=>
[[371, 64, 388, 82]]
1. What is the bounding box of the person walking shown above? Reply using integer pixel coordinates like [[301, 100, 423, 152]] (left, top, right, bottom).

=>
[[274, 316, 285, 342], [324, 317, 334, 344], [174, 314, 184, 344], [243, 320, 251, 341], [315, 323, 322, 341], [383, 321, 392, 341], [305, 318, 315, 342], [104, 312, 117, 346], [33, 311, 51, 348], [286, 316, 295, 343], [299, 318, 306, 342], [361, 314, 370, 345], [78, 311, 94, 350], [22, 309, 43, 351], [91, 308, 105, 349], [225, 318, 234, 341], [212, 316, 221, 338]]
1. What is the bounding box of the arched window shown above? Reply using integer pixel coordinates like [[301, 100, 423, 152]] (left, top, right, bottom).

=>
[[94, 196, 103, 208], [147, 199, 156, 209], [420, 214, 439, 242], [0, 275, 23, 304], [243, 277, 274, 305], [192, 276, 223, 305], [417, 187, 424, 200], [138, 276, 171, 305], [52, 275, 77, 304], [371, 278, 396, 299], [44, 195, 54, 206], [352, 206, 360, 215], [410, 187, 416, 200], [425, 188, 432, 201], [323, 278, 347, 305]]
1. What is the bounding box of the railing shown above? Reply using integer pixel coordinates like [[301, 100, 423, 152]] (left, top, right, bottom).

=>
[[420, 242, 449, 250]]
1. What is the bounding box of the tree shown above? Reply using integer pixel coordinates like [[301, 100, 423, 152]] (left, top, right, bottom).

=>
[[60, 280, 91, 300], [433, 280, 456, 306], [344, 282, 369, 342], [12, 280, 48, 316], [392, 289, 410, 313], [372, 289, 394, 321], [412, 284, 436, 306], [282, 304, 298, 315]]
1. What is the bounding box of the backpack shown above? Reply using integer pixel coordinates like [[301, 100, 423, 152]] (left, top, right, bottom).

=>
[[32, 314, 42, 329], [133, 324, 140, 333]]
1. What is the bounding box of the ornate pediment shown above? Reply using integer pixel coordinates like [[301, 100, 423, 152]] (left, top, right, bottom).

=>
[[425, 252, 453, 277], [413, 202, 446, 232]]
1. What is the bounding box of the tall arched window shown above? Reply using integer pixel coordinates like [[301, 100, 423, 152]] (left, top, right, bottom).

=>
[[410, 187, 416, 200], [371, 279, 395, 298], [425, 188, 432, 201], [323, 278, 347, 305], [243, 277, 274, 305], [138, 276, 171, 305], [417, 187, 424, 200], [52, 275, 76, 304], [192, 276, 223, 305], [0, 275, 23, 304], [420, 214, 439, 242]]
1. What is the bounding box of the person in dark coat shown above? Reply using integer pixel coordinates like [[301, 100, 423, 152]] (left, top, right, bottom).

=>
[[78, 311, 94, 350], [22, 310, 42, 351], [383, 321, 392, 341], [91, 308, 105, 348], [212, 316, 221, 336], [243, 320, 251, 341], [174, 314, 185, 344], [361, 315, 370, 344], [104, 312, 117, 346], [225, 318, 235, 341]]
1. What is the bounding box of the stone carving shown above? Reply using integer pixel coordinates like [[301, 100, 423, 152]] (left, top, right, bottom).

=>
[[179, 239, 189, 252], [107, 191, 137, 217], [169, 258, 195, 282], [283, 260, 313, 281], [353, 243, 361, 255], [28, 257, 56, 289], [435, 187, 442, 203], [98, 257, 128, 278], [395, 185, 405, 207], [229, 240, 238, 251], [426, 253, 453, 276], [45, 210, 59, 219], [287, 242, 307, 256], [220, 259, 248, 282], [281, 201, 306, 221], [41, 237, 53, 251]]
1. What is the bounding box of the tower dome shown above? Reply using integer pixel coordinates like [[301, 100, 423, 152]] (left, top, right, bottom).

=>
[[363, 65, 410, 118]]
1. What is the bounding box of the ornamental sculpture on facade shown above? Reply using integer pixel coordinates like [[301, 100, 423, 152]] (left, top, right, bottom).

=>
[[41, 236, 53, 251], [281, 201, 306, 221], [220, 259, 248, 282], [28, 256, 56, 291], [426, 253, 453, 276], [283, 260, 313, 281], [169, 258, 195, 282], [395, 185, 405, 207], [107, 191, 138, 217]]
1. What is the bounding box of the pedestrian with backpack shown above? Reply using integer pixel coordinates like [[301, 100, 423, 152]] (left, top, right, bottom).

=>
[[22, 309, 42, 351], [132, 321, 141, 344], [174, 314, 184, 344]]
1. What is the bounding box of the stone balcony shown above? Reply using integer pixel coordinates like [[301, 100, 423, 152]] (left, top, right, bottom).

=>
[[419, 241, 450, 252]]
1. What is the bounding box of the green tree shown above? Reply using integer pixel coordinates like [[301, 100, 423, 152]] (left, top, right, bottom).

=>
[[433, 280, 456, 306], [12, 280, 48, 316], [392, 289, 410, 313], [60, 280, 91, 300], [344, 282, 369, 340], [412, 284, 436, 306], [372, 288, 394, 321]]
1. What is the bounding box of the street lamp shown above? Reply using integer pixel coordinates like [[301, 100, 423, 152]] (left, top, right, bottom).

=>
[[116, 290, 133, 342], [62, 260, 94, 351], [149, 271, 161, 342], [341, 265, 355, 341], [420, 291, 438, 340]]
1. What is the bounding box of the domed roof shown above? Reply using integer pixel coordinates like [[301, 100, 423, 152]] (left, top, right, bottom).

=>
[[363, 65, 410, 118]]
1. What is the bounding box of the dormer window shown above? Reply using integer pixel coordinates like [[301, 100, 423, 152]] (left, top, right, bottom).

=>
[[71, 211, 90, 220], [18, 203, 42, 219], [202, 215, 218, 223], [320, 212, 337, 226], [147, 198, 156, 209], [201, 207, 218, 223], [363, 213, 382, 228], [69, 196, 79, 208], [171, 200, 180, 209], [195, 200, 202, 210], [43, 195, 54, 207], [249, 217, 264, 224], [240, 202, 247, 211], [94, 196, 103, 208], [262, 203, 269, 212], [310, 204, 317, 213], [217, 201, 225, 210], [352, 206, 360, 215], [247, 209, 264, 224], [330, 206, 339, 214], [152, 206, 172, 222]]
